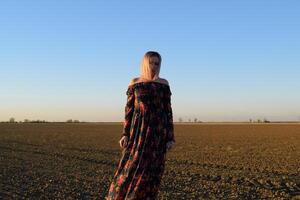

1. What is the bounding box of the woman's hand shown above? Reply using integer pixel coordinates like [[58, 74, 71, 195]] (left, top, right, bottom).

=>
[[119, 136, 129, 149], [166, 141, 175, 152]]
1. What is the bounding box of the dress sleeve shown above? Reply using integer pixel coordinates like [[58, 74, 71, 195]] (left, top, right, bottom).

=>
[[165, 86, 175, 143], [121, 86, 135, 139]]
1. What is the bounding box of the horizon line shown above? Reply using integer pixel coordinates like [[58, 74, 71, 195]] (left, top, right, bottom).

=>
[[1, 121, 300, 124]]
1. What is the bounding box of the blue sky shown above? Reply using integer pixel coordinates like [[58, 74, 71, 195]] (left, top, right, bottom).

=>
[[0, 0, 299, 122]]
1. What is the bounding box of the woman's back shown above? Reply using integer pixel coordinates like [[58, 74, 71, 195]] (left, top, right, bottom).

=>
[[128, 77, 169, 87]]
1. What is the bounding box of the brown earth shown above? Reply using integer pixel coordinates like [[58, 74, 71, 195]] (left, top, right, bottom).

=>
[[0, 123, 300, 199]]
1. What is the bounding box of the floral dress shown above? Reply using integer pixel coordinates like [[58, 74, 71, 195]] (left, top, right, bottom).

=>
[[106, 81, 175, 200]]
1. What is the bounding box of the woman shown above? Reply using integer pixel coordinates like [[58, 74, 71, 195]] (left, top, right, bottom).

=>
[[105, 51, 175, 200]]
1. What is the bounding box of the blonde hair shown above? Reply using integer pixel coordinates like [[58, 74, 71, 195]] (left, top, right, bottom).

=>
[[140, 51, 162, 81]]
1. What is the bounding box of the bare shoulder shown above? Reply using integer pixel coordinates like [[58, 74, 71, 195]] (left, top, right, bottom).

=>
[[158, 78, 169, 86], [128, 77, 140, 86], [128, 77, 169, 86]]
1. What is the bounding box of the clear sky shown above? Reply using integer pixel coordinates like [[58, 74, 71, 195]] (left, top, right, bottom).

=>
[[1, 0, 299, 122]]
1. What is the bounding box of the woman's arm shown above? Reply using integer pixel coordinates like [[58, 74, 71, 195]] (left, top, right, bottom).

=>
[[121, 81, 135, 139], [165, 86, 175, 143]]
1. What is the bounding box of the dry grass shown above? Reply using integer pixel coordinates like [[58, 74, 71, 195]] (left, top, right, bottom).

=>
[[0, 123, 300, 199]]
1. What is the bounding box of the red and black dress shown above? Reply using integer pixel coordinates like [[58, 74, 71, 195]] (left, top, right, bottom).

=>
[[106, 81, 175, 200]]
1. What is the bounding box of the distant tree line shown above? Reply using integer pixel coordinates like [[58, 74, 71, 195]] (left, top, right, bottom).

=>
[[4, 116, 299, 123], [66, 119, 80, 123], [178, 117, 203, 123], [249, 118, 271, 123], [0, 117, 82, 123], [177, 117, 273, 123]]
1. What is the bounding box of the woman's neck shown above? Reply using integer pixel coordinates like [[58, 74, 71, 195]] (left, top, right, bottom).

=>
[[140, 76, 159, 81]]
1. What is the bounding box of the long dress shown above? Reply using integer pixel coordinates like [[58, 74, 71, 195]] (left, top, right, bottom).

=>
[[106, 81, 175, 200]]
